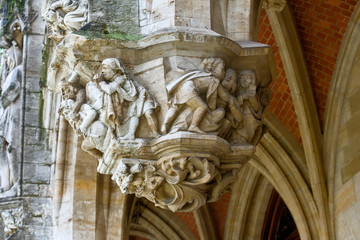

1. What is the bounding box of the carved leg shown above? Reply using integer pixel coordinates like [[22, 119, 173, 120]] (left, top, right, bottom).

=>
[[145, 109, 160, 138], [0, 165, 10, 192], [7, 145, 17, 188], [161, 106, 178, 134], [79, 107, 97, 134], [120, 117, 139, 140], [186, 97, 207, 134], [0, 142, 11, 192], [82, 137, 103, 159]]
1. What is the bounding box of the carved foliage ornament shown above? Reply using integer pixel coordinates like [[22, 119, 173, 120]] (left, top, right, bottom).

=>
[[59, 57, 270, 212], [1, 207, 23, 236]]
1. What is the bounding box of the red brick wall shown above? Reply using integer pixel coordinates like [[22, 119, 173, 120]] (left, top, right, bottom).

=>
[[176, 212, 200, 239], [257, 0, 356, 141], [208, 192, 232, 240], [258, 9, 302, 143], [288, 0, 357, 127]]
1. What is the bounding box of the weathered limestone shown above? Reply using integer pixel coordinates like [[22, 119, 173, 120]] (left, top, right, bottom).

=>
[[0, 22, 22, 196], [43, 0, 88, 43], [0, 1, 53, 239], [47, 23, 275, 212]]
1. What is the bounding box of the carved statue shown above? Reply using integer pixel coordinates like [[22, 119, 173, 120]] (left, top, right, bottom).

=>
[[57, 54, 272, 211], [44, 0, 88, 42], [228, 70, 270, 144], [162, 58, 236, 134], [93, 58, 160, 139], [0, 40, 22, 193], [59, 58, 160, 158], [58, 75, 113, 159]]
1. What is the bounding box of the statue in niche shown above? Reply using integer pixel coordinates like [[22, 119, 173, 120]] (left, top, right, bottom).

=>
[[44, 0, 88, 42], [162, 58, 236, 134], [0, 40, 22, 193], [227, 70, 271, 144]]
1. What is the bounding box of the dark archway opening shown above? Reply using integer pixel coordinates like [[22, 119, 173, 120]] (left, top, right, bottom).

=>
[[261, 190, 300, 240]]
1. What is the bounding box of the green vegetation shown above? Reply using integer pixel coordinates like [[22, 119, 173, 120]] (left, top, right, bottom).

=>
[[38, 38, 51, 127], [75, 24, 144, 42], [3, 0, 26, 20], [77, 30, 144, 42]]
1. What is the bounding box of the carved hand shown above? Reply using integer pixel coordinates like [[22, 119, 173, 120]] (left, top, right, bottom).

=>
[[93, 73, 104, 83]]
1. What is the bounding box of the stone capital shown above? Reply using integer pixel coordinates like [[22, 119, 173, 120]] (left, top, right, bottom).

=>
[[51, 29, 275, 212]]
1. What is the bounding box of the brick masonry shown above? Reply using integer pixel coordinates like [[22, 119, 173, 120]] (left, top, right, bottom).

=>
[[257, 8, 302, 143]]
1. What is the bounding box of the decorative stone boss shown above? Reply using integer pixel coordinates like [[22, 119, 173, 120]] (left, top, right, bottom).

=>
[[59, 56, 271, 212]]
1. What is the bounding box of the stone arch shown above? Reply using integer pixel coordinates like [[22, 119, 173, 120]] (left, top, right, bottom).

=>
[[324, 2, 360, 239], [129, 198, 196, 240], [243, 112, 326, 239]]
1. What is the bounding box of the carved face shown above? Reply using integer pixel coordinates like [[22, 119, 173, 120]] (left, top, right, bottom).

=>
[[61, 84, 77, 100], [239, 74, 253, 89], [45, 10, 57, 23], [102, 63, 117, 81], [201, 58, 225, 79], [222, 69, 237, 91], [213, 60, 225, 79]]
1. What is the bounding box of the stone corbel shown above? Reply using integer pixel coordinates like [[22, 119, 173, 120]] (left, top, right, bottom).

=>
[[51, 29, 275, 212]]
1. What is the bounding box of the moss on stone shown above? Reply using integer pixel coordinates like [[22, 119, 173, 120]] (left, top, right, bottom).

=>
[[3, 0, 26, 20], [38, 38, 50, 127], [75, 23, 144, 42]]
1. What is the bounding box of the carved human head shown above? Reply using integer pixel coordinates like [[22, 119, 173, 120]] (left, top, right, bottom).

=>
[[101, 58, 125, 81], [44, 9, 57, 23], [222, 68, 237, 92], [58, 79, 78, 100], [200, 58, 225, 79], [238, 70, 256, 89]]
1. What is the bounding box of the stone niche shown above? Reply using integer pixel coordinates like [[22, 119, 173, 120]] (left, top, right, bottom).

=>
[[50, 27, 275, 212]]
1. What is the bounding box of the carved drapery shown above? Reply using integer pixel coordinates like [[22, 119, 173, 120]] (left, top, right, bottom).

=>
[[43, 0, 88, 43], [47, 26, 275, 211], [0, 18, 25, 197]]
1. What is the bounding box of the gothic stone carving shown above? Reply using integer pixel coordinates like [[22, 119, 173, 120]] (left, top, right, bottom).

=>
[[58, 56, 270, 212], [1, 207, 23, 237], [0, 22, 23, 195], [44, 0, 88, 42]]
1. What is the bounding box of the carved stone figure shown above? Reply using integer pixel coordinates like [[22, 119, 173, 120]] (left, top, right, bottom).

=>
[[59, 58, 160, 158], [44, 0, 88, 42], [57, 54, 271, 211], [93, 58, 160, 139], [228, 70, 270, 144], [0, 40, 22, 193], [162, 58, 235, 134]]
